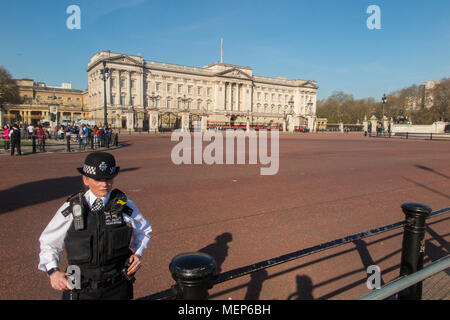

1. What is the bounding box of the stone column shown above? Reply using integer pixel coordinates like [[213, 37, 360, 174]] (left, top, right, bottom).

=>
[[383, 115, 389, 133], [117, 70, 121, 106], [138, 71, 144, 108], [224, 82, 228, 111], [370, 115, 378, 134], [181, 112, 190, 132], [363, 115, 368, 133], [106, 71, 111, 105], [237, 83, 241, 111], [127, 71, 132, 105], [149, 111, 159, 133], [127, 109, 134, 130], [201, 115, 208, 133]]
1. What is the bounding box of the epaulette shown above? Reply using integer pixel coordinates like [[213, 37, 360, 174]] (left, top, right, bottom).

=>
[[61, 206, 72, 217], [61, 191, 84, 217], [123, 205, 133, 216], [66, 191, 82, 203]]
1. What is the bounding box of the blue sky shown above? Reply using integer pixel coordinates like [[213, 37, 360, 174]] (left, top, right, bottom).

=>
[[1, 0, 449, 100]]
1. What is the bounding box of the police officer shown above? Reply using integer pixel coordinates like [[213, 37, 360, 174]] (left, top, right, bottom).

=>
[[38, 151, 152, 300]]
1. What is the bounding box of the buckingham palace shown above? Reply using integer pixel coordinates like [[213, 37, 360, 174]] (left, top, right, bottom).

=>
[[86, 51, 318, 132]]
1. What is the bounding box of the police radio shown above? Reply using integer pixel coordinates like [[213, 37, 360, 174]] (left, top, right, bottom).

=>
[[72, 203, 84, 231], [72, 193, 85, 231]]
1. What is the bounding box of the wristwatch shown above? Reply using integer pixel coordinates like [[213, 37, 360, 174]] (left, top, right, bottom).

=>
[[47, 267, 59, 276]]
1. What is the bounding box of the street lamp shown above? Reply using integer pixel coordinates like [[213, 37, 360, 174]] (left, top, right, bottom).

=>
[[181, 94, 189, 112], [100, 61, 110, 126], [381, 93, 387, 136], [288, 97, 294, 112], [148, 92, 157, 109]]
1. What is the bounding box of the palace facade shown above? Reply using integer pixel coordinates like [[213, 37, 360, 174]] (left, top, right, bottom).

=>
[[86, 51, 318, 132], [2, 79, 88, 126]]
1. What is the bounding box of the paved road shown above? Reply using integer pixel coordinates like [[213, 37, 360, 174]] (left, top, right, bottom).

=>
[[0, 132, 448, 300]]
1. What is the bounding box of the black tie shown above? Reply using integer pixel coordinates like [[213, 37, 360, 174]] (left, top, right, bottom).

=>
[[92, 198, 104, 211]]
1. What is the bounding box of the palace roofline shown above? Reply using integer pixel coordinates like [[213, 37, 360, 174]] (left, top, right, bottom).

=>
[[87, 50, 318, 89]]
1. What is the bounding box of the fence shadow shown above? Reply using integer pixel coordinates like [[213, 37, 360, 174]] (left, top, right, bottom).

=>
[[354, 239, 386, 287], [287, 275, 314, 300], [402, 176, 450, 200], [244, 269, 269, 300], [414, 165, 450, 180], [425, 226, 450, 276], [198, 233, 233, 274]]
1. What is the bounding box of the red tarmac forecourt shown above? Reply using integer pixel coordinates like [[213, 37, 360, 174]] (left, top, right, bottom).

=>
[[0, 132, 448, 300]]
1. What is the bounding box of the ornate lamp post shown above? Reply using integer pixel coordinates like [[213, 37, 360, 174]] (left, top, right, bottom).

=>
[[100, 61, 110, 126], [148, 92, 157, 109], [381, 93, 387, 136], [181, 94, 190, 112]]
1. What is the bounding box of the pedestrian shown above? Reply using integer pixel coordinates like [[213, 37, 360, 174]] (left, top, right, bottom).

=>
[[93, 125, 99, 149], [9, 123, 22, 156], [37, 125, 46, 152], [38, 151, 152, 300], [27, 124, 34, 139], [3, 124, 10, 151]]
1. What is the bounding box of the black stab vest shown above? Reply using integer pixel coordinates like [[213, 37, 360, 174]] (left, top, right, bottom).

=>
[[63, 189, 133, 282]]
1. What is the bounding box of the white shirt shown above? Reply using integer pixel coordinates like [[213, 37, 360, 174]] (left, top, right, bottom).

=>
[[38, 189, 152, 272]]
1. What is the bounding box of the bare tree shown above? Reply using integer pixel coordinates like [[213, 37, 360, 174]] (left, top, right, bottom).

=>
[[0, 66, 21, 104]]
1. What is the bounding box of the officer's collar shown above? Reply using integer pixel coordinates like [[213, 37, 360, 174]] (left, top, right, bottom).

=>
[[85, 189, 111, 208]]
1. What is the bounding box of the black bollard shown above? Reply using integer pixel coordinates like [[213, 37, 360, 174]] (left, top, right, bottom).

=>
[[114, 133, 118, 146], [397, 202, 431, 300], [32, 135, 36, 153], [169, 252, 216, 300], [66, 134, 71, 152], [91, 135, 94, 150]]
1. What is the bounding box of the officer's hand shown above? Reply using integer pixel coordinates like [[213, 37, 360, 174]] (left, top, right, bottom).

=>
[[49, 271, 70, 291], [127, 254, 141, 275]]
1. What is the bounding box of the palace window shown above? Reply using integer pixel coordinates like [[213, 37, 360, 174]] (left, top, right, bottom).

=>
[[120, 96, 125, 105], [197, 87, 202, 95], [207, 87, 211, 96], [167, 83, 172, 92], [111, 96, 115, 105], [188, 85, 192, 94], [167, 100, 171, 108], [156, 82, 161, 91], [178, 84, 183, 94]]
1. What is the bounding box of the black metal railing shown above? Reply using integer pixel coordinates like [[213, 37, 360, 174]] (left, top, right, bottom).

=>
[[369, 132, 450, 141], [137, 203, 449, 300]]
